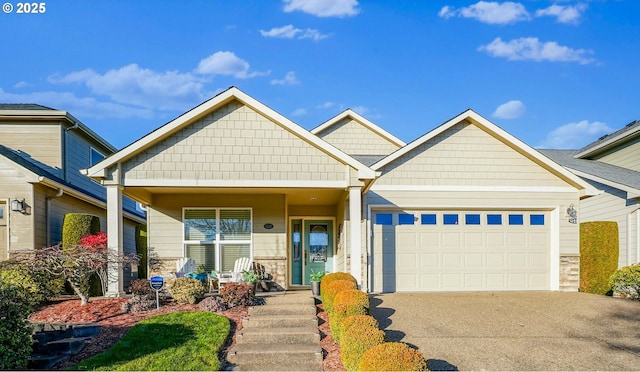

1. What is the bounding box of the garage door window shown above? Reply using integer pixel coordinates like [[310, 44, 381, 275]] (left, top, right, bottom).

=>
[[443, 214, 459, 225], [375, 213, 393, 225], [421, 214, 437, 225], [530, 214, 545, 225], [508, 214, 524, 225], [487, 214, 502, 225], [465, 214, 481, 225], [399, 214, 415, 225]]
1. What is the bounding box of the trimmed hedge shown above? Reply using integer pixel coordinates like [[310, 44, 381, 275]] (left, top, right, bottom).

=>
[[341, 314, 379, 338], [0, 284, 33, 370], [321, 272, 357, 303], [580, 221, 619, 294], [169, 277, 207, 304], [358, 342, 429, 371], [62, 213, 101, 250], [341, 323, 385, 371], [136, 224, 148, 279], [323, 279, 357, 314], [0, 260, 64, 307], [609, 263, 640, 300], [330, 302, 367, 344]]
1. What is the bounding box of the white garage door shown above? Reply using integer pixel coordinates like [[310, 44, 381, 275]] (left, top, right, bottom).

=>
[[372, 210, 550, 292]]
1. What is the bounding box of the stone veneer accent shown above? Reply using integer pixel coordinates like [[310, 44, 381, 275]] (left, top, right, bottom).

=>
[[560, 255, 580, 292], [253, 256, 287, 291]]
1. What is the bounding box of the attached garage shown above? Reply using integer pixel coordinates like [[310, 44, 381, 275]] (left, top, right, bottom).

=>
[[371, 209, 552, 292]]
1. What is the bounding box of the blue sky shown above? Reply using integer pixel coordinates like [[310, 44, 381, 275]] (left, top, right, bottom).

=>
[[1, 0, 639, 150]]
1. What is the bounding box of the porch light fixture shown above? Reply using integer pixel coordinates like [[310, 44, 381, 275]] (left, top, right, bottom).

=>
[[11, 198, 26, 213], [566, 204, 577, 224]]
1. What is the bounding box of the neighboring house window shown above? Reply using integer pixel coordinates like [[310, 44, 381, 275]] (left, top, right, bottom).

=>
[[375, 213, 393, 225], [443, 214, 459, 225], [465, 214, 481, 225], [421, 214, 437, 225], [90, 147, 105, 166], [487, 214, 502, 225], [183, 208, 252, 273], [508, 214, 524, 225], [398, 213, 415, 225], [530, 214, 545, 225]]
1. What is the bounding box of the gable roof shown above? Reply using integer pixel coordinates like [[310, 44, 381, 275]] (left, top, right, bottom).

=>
[[372, 109, 599, 197], [86, 87, 377, 180], [575, 119, 640, 159], [311, 109, 406, 148], [0, 104, 117, 153], [540, 149, 640, 198]]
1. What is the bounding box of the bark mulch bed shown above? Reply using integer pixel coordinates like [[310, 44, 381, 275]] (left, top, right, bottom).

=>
[[28, 296, 346, 371]]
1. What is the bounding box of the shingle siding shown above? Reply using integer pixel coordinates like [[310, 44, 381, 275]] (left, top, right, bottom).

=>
[[315, 118, 401, 156], [591, 136, 640, 172]]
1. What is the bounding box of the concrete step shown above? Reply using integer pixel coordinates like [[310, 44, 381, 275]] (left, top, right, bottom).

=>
[[44, 337, 85, 355], [248, 304, 316, 316], [241, 314, 317, 329], [237, 326, 320, 344], [259, 292, 316, 306], [28, 354, 70, 370], [231, 360, 323, 371], [227, 343, 322, 366]]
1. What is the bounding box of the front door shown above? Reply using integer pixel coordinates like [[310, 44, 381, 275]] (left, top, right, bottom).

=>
[[290, 219, 333, 285]]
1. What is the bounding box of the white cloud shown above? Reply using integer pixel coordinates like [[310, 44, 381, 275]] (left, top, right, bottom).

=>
[[260, 25, 330, 41], [49, 64, 206, 110], [196, 51, 269, 78], [439, 1, 530, 25], [283, 0, 359, 17], [0, 88, 154, 120], [478, 37, 595, 64], [493, 100, 525, 119], [271, 71, 300, 86], [537, 120, 612, 149], [535, 3, 587, 25], [316, 101, 335, 109], [291, 108, 307, 117], [14, 81, 32, 89]]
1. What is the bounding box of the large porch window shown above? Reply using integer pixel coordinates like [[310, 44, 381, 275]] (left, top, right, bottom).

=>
[[183, 208, 252, 272]]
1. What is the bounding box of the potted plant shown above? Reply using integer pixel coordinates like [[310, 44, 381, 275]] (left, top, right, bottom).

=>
[[186, 264, 208, 284], [242, 270, 261, 294], [310, 269, 325, 296]]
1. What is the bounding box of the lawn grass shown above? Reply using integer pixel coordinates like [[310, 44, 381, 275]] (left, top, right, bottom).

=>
[[73, 311, 230, 371]]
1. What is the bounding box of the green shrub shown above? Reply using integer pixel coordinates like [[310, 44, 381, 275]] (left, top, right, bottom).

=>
[[580, 221, 619, 294], [62, 213, 101, 250], [169, 277, 207, 304], [341, 314, 379, 338], [0, 260, 65, 306], [358, 342, 429, 371], [0, 284, 33, 370], [321, 272, 357, 303], [136, 224, 148, 279], [609, 263, 640, 300], [341, 323, 385, 371], [323, 279, 357, 314], [330, 302, 367, 344]]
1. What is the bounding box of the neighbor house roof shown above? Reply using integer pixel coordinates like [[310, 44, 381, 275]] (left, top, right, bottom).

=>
[[86, 86, 377, 180], [0, 104, 117, 153], [311, 109, 407, 148], [372, 109, 600, 197], [574, 119, 640, 159], [540, 149, 640, 198]]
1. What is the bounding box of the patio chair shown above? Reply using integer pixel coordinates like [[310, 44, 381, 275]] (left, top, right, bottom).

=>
[[218, 257, 252, 285], [174, 257, 196, 278]]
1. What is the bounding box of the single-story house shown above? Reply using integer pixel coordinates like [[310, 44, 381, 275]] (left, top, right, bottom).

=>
[[85, 87, 599, 294], [0, 104, 145, 287], [541, 120, 640, 268]]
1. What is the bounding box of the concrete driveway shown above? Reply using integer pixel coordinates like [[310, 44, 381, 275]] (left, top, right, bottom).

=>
[[369, 292, 640, 371]]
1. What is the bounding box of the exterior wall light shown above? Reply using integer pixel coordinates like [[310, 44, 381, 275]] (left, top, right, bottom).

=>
[[11, 198, 26, 213]]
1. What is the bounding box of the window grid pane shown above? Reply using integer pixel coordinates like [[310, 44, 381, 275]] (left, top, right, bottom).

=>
[[220, 209, 252, 240], [221, 243, 251, 272], [421, 214, 437, 225], [465, 214, 480, 225], [184, 209, 216, 241], [487, 214, 502, 225], [398, 214, 415, 225], [375, 214, 393, 225], [530, 214, 545, 225], [186, 244, 215, 273], [509, 214, 524, 225], [443, 214, 459, 225]]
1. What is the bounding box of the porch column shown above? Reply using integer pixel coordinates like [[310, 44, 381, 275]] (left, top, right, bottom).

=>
[[106, 184, 124, 296], [349, 186, 362, 285]]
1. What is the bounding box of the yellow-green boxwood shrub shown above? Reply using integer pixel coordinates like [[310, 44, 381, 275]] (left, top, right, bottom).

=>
[[320, 272, 357, 302], [341, 314, 379, 339], [609, 263, 640, 299], [169, 277, 207, 304], [340, 323, 385, 371], [330, 302, 367, 344], [580, 221, 619, 294], [358, 342, 429, 371], [323, 279, 357, 314], [0, 260, 64, 306]]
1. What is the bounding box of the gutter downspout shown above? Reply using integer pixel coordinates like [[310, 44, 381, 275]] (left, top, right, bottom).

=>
[[46, 188, 64, 246]]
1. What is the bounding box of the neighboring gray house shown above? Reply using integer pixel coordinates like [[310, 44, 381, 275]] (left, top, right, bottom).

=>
[[542, 120, 640, 268], [0, 104, 145, 285]]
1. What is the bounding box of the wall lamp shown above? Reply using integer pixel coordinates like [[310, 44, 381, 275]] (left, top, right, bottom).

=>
[[11, 198, 26, 213]]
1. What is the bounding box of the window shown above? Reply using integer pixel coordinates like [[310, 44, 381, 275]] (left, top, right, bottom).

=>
[[508, 214, 524, 225], [398, 213, 415, 225], [487, 214, 502, 225], [421, 214, 437, 225], [183, 208, 252, 272], [375, 213, 392, 225], [443, 214, 459, 225], [90, 147, 105, 166], [465, 214, 481, 225], [530, 214, 545, 225]]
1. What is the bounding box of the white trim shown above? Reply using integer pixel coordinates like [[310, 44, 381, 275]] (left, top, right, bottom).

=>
[[0, 199, 8, 260], [106, 185, 124, 296], [349, 187, 362, 286], [371, 109, 599, 196], [574, 125, 640, 158], [122, 179, 349, 188], [87, 87, 376, 180], [370, 185, 579, 193], [567, 168, 639, 198], [311, 109, 407, 147], [550, 208, 560, 291], [366, 203, 562, 211]]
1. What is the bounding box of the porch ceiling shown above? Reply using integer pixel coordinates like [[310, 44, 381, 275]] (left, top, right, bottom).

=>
[[123, 186, 346, 206]]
